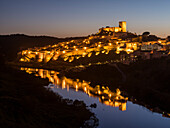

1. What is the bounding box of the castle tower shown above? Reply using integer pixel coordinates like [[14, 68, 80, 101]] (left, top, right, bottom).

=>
[[119, 21, 126, 32]]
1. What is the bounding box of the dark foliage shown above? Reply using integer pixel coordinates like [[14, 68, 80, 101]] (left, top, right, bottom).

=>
[[142, 31, 150, 36], [0, 64, 97, 128]]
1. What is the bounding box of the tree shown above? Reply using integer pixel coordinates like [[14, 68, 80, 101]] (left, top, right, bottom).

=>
[[142, 31, 150, 36], [167, 36, 170, 41], [142, 32, 150, 42]]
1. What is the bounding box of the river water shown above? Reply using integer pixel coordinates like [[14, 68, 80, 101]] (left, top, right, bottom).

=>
[[21, 67, 170, 128]]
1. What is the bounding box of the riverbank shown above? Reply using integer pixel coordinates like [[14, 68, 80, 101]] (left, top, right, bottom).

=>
[[0, 62, 98, 128], [64, 57, 170, 117], [8, 61, 74, 72]]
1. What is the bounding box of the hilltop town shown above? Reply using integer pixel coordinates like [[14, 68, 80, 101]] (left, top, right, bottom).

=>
[[17, 21, 170, 65]]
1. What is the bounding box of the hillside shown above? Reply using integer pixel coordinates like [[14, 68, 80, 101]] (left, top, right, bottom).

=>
[[0, 34, 86, 61]]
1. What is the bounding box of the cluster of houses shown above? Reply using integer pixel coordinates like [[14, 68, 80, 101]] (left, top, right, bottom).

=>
[[139, 40, 170, 60]]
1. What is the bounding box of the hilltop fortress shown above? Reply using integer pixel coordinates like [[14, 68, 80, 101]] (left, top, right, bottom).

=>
[[99, 21, 127, 33]]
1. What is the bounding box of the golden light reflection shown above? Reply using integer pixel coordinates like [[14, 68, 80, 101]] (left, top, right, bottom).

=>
[[21, 67, 128, 111]]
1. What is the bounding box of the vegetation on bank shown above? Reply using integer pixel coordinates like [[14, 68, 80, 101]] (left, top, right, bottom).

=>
[[0, 62, 98, 128], [65, 64, 122, 87]]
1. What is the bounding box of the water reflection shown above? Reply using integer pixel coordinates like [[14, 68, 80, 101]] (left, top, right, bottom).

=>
[[21, 67, 128, 111]]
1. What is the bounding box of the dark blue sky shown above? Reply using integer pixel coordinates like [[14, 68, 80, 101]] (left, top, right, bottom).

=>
[[1, 0, 170, 38]]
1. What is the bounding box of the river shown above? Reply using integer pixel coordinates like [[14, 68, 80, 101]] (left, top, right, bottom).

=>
[[21, 67, 170, 128]]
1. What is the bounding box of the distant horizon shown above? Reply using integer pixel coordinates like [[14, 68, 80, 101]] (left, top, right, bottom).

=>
[[1, 0, 170, 38], [0, 30, 168, 39], [0, 33, 88, 38]]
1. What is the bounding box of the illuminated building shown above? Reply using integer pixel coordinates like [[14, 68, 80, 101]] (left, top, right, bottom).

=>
[[119, 21, 126, 32], [99, 21, 127, 33]]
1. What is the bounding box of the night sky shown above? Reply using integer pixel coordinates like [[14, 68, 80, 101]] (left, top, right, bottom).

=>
[[1, 0, 170, 38]]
